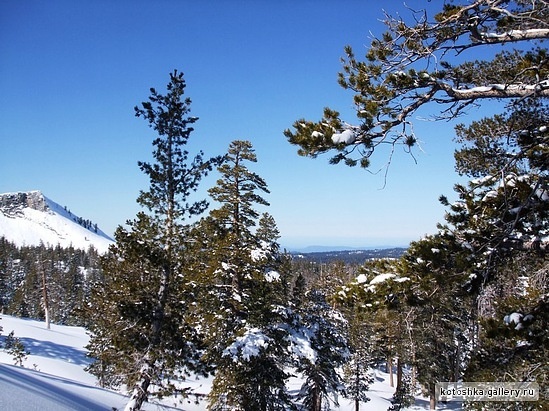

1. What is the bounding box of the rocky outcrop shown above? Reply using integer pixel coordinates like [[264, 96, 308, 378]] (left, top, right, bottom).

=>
[[0, 191, 50, 217]]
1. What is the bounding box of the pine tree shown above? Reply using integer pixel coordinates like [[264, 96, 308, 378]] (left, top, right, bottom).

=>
[[86, 70, 220, 411], [284, 1, 548, 170], [438, 101, 549, 409], [334, 259, 415, 408], [342, 309, 374, 411], [196, 140, 295, 410], [4, 331, 29, 367], [293, 289, 350, 411], [399, 235, 474, 410]]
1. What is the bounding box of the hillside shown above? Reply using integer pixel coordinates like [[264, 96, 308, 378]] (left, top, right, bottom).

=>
[[0, 315, 457, 410], [0, 191, 113, 253]]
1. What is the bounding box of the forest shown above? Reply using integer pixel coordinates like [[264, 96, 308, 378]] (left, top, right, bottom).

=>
[[1, 1, 548, 411]]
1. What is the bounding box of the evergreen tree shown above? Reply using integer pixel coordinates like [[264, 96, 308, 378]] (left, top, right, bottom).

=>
[[0, 238, 101, 326], [335, 259, 415, 407], [341, 309, 374, 411], [4, 330, 29, 367], [281, 2, 547, 408], [256, 212, 280, 243], [196, 140, 295, 410], [293, 289, 349, 411], [86, 70, 220, 411], [399, 235, 474, 410], [437, 102, 549, 409], [0, 237, 19, 313], [284, 1, 548, 170]]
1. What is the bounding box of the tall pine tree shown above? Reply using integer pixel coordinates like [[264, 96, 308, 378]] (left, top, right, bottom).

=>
[[194, 140, 296, 410], [86, 70, 221, 411]]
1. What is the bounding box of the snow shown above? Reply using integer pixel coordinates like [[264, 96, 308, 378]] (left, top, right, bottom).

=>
[[369, 273, 396, 284], [250, 240, 270, 262], [331, 129, 356, 145], [504, 312, 523, 326], [288, 327, 317, 363], [503, 312, 531, 330], [222, 327, 271, 361], [0, 315, 461, 410], [0, 191, 113, 253], [535, 187, 549, 201], [0, 315, 191, 410], [264, 270, 281, 282]]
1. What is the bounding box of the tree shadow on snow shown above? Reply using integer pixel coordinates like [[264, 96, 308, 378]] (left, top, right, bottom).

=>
[[0, 335, 89, 366], [0, 364, 106, 411]]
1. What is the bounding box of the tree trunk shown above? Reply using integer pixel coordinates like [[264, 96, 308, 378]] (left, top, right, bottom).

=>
[[125, 264, 171, 411], [312, 385, 322, 411], [40, 261, 50, 330], [355, 358, 360, 411], [429, 382, 437, 410], [124, 368, 151, 411], [387, 356, 394, 387], [396, 357, 403, 392]]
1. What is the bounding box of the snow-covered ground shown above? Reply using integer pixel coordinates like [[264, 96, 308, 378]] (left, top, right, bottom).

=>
[[0, 315, 460, 410]]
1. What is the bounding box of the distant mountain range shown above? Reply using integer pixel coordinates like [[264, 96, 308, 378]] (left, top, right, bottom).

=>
[[0, 190, 407, 261], [290, 247, 407, 264], [0, 191, 113, 253]]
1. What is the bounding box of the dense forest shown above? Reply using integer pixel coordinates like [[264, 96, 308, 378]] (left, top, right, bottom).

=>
[[1, 1, 547, 410], [0, 238, 102, 326]]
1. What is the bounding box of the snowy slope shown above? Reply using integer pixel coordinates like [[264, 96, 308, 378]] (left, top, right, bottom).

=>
[[0, 316, 184, 411], [0, 315, 461, 410], [0, 191, 113, 253]]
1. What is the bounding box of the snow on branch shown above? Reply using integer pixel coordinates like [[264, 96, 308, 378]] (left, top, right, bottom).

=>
[[222, 327, 272, 362], [476, 28, 549, 43]]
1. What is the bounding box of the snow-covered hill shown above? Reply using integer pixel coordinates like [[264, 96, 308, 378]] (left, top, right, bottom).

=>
[[0, 315, 182, 411], [0, 315, 460, 410], [0, 191, 113, 253]]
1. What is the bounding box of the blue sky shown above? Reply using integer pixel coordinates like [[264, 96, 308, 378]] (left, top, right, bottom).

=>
[[1, 1, 467, 249]]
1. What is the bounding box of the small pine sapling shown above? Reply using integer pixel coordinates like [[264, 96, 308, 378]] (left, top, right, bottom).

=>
[[4, 331, 30, 367], [388, 371, 414, 411]]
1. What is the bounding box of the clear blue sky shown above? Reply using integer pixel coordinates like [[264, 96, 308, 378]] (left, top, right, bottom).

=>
[[1, 0, 467, 249]]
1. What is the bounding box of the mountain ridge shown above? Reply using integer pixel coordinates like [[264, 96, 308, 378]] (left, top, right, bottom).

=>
[[290, 247, 407, 264], [0, 190, 113, 253]]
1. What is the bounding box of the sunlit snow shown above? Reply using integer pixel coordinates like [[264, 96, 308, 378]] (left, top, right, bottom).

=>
[[0, 315, 461, 410], [0, 191, 113, 253]]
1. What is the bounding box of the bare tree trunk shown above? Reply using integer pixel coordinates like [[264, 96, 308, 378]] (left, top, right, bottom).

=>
[[396, 357, 403, 392], [311, 384, 322, 411], [355, 356, 360, 411], [429, 382, 437, 410], [404, 307, 416, 389], [387, 356, 394, 387], [40, 260, 50, 330]]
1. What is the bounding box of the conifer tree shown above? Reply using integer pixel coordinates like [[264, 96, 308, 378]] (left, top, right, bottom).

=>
[[284, 1, 548, 170], [196, 140, 295, 410], [86, 70, 220, 411], [281, 2, 547, 408], [335, 260, 413, 407], [342, 309, 374, 411], [399, 235, 474, 410], [293, 289, 350, 411], [436, 101, 548, 409]]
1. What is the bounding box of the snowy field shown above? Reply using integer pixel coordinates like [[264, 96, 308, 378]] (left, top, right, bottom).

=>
[[0, 315, 460, 410]]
